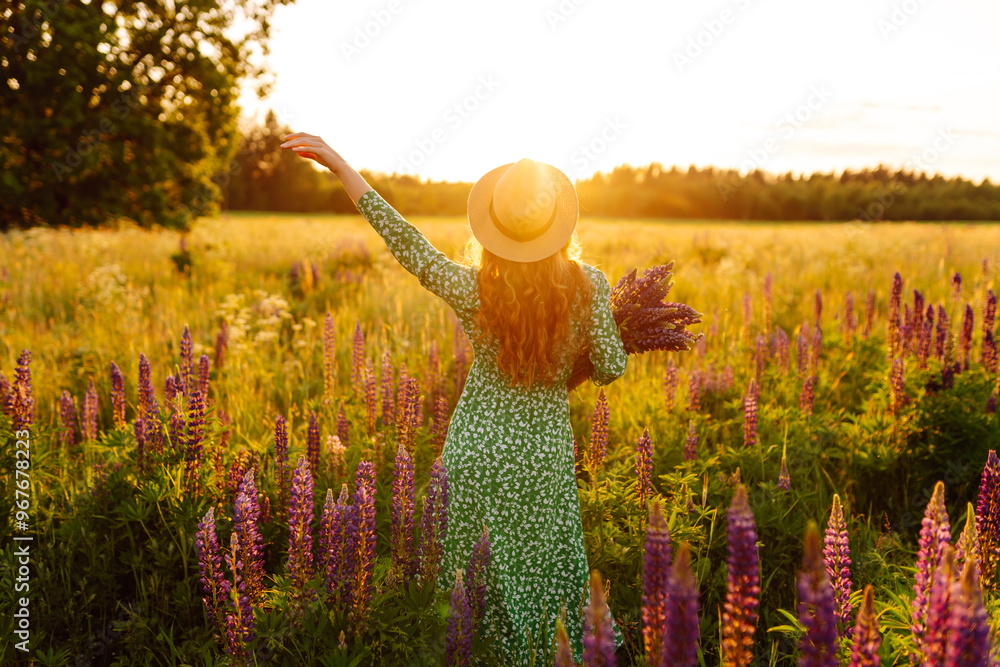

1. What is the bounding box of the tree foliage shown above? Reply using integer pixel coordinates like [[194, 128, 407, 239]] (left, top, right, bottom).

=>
[[1, 0, 292, 230]]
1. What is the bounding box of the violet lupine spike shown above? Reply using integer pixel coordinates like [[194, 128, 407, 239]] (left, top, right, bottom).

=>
[[911, 481, 952, 655], [777, 455, 790, 491], [110, 361, 126, 428], [364, 359, 377, 434], [555, 616, 576, 667], [82, 378, 99, 441], [663, 358, 678, 412], [380, 350, 394, 426], [405, 375, 423, 434], [763, 272, 773, 334], [843, 291, 857, 342], [590, 388, 610, 476], [138, 352, 158, 421], [0, 370, 8, 417], [810, 325, 822, 377], [391, 443, 417, 586], [307, 411, 320, 474], [687, 369, 702, 412], [430, 394, 450, 453], [722, 485, 760, 667], [863, 290, 876, 340], [418, 457, 449, 585], [797, 329, 810, 378], [275, 413, 289, 506], [183, 388, 206, 494], [466, 525, 491, 636], [983, 330, 997, 375], [288, 455, 316, 605], [323, 312, 336, 402], [918, 314, 934, 370], [959, 304, 974, 371], [214, 319, 228, 371], [642, 502, 671, 666], [889, 357, 907, 414], [195, 507, 231, 634], [660, 542, 700, 667], [198, 353, 210, 399], [445, 568, 474, 667], [234, 468, 266, 605], [165, 374, 178, 406], [323, 484, 353, 607], [180, 325, 194, 395], [336, 400, 349, 447], [944, 560, 991, 666], [888, 272, 903, 359], [935, 305, 950, 362], [583, 570, 617, 667], [168, 411, 184, 453], [224, 531, 255, 658], [776, 327, 790, 374], [350, 460, 377, 633], [848, 586, 881, 667], [798, 522, 839, 667], [743, 379, 758, 448], [351, 320, 365, 389], [814, 289, 823, 330], [921, 545, 955, 666], [684, 421, 697, 462], [823, 494, 852, 629], [985, 289, 997, 340], [974, 450, 1000, 592], [636, 427, 653, 508], [954, 504, 982, 594], [59, 390, 77, 448], [952, 272, 962, 302]]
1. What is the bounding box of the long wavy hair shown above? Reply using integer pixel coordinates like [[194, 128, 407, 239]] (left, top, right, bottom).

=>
[[465, 235, 593, 388]]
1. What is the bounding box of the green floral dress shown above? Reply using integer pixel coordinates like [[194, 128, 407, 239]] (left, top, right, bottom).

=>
[[356, 190, 627, 665]]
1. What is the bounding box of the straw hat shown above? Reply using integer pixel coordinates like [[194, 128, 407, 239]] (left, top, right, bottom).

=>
[[468, 158, 579, 263]]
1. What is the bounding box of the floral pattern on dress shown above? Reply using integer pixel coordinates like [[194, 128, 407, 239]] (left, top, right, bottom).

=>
[[356, 189, 627, 666]]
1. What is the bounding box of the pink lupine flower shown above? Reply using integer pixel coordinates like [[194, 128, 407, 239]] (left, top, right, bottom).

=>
[[888, 272, 903, 359], [430, 394, 450, 454], [380, 350, 394, 425], [138, 352, 158, 421], [843, 291, 857, 342], [642, 502, 671, 665], [975, 450, 1000, 591], [944, 560, 990, 666], [351, 320, 365, 388], [391, 443, 417, 586], [288, 456, 316, 606], [959, 304, 974, 371], [810, 326, 822, 377], [180, 325, 194, 395], [743, 379, 758, 448], [684, 420, 697, 462], [663, 358, 678, 412], [337, 400, 349, 447], [349, 460, 377, 633], [198, 354, 210, 399], [687, 369, 702, 412], [418, 457, 449, 585], [590, 388, 610, 475], [921, 546, 955, 665], [636, 427, 653, 508], [59, 390, 77, 448], [935, 305, 949, 362], [889, 357, 907, 413], [183, 388, 206, 494], [823, 494, 852, 628], [82, 378, 98, 441], [912, 481, 951, 655], [775, 327, 789, 374], [466, 525, 491, 636], [320, 484, 352, 606], [274, 414, 290, 508], [363, 358, 377, 434], [722, 485, 760, 667], [110, 361, 126, 428], [660, 542, 700, 667], [848, 586, 881, 667], [234, 468, 266, 605], [797, 328, 810, 378], [307, 411, 320, 474], [798, 523, 839, 667], [446, 568, 474, 667], [583, 569, 617, 667]]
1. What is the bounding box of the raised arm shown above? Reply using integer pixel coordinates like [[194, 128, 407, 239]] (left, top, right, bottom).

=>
[[586, 266, 628, 386]]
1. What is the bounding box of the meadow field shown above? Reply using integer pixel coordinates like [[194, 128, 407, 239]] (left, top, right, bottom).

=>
[[2, 212, 999, 666]]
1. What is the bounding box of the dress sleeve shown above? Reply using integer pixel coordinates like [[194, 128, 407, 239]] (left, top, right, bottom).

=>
[[355, 190, 478, 316], [587, 267, 628, 386]]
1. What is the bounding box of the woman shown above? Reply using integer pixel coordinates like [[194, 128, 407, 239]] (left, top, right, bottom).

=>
[[281, 132, 627, 665]]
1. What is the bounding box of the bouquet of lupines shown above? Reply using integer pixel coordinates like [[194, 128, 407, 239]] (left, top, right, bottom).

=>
[[568, 262, 703, 390]]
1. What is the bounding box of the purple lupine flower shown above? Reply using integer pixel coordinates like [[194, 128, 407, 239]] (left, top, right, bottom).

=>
[[321, 484, 353, 606], [138, 352, 158, 420], [288, 456, 316, 607], [555, 616, 576, 667], [975, 450, 1000, 592], [214, 319, 228, 370], [351, 320, 365, 388], [275, 414, 289, 506], [984, 289, 997, 341], [763, 272, 773, 334], [350, 460, 377, 633], [336, 400, 350, 447], [810, 325, 822, 377], [590, 388, 611, 476], [391, 443, 417, 586], [797, 328, 810, 378], [743, 379, 758, 448], [959, 304, 974, 371], [466, 525, 491, 636], [888, 272, 903, 359], [863, 289, 876, 340], [722, 485, 760, 667], [418, 457, 449, 585], [889, 357, 907, 413], [913, 290, 925, 345], [642, 502, 671, 665], [0, 370, 8, 417], [430, 394, 450, 454], [446, 568, 474, 667], [583, 569, 617, 667], [195, 507, 231, 633], [224, 531, 255, 658], [954, 503, 982, 596], [918, 308, 935, 370], [944, 560, 990, 666], [180, 325, 194, 395], [165, 374, 179, 406], [823, 494, 852, 628], [183, 388, 206, 494], [198, 353, 210, 399], [82, 378, 99, 441], [661, 541, 700, 667], [684, 421, 697, 462], [110, 361, 126, 428], [777, 454, 791, 491], [952, 272, 962, 302], [912, 481, 951, 654], [380, 350, 394, 425], [323, 312, 336, 401], [798, 522, 839, 667], [814, 289, 823, 330], [663, 358, 678, 411], [921, 545, 955, 665], [636, 427, 653, 508], [687, 369, 702, 412], [935, 305, 949, 362], [307, 411, 320, 474], [848, 586, 881, 667], [983, 330, 997, 375], [59, 390, 77, 448], [741, 291, 753, 346], [843, 291, 857, 342], [775, 327, 790, 374], [364, 359, 377, 434], [167, 410, 184, 453], [234, 468, 266, 605]]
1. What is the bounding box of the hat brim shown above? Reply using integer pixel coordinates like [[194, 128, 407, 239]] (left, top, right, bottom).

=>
[[468, 162, 578, 263]]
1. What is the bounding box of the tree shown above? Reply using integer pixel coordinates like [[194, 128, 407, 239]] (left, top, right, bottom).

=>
[[1, 0, 292, 230]]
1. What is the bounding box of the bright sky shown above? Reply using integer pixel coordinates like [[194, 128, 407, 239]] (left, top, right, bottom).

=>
[[239, 0, 1000, 184]]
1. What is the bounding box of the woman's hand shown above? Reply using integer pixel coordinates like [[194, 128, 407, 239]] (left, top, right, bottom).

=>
[[280, 132, 347, 174]]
